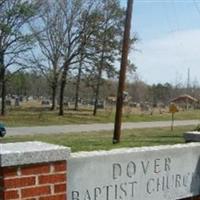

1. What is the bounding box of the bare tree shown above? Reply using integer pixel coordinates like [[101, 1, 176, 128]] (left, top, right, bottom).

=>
[[0, 0, 38, 115], [74, 40, 85, 111], [86, 0, 125, 116], [56, 0, 99, 115], [30, 1, 64, 110], [73, 9, 100, 111]]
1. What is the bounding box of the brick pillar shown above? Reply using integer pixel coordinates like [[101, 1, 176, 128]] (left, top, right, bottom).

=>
[[0, 142, 70, 200]]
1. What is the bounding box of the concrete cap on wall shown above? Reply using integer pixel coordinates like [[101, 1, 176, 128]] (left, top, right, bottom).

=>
[[0, 141, 71, 167]]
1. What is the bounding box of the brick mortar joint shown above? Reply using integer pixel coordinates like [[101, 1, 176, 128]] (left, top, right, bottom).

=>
[[17, 188, 21, 199], [3, 170, 67, 179], [3, 180, 67, 191], [3, 175, 37, 181], [40, 171, 67, 176]]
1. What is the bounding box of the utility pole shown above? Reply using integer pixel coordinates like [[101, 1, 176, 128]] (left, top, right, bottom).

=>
[[113, 0, 134, 144]]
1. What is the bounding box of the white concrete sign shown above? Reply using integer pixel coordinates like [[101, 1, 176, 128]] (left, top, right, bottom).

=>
[[68, 143, 200, 200]]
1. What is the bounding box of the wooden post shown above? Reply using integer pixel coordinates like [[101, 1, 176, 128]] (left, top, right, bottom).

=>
[[113, 0, 134, 144]]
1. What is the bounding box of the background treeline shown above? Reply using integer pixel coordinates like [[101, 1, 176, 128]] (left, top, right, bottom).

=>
[[7, 70, 200, 107]]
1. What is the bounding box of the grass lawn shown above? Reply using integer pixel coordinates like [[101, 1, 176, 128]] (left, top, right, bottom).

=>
[[0, 106, 200, 127], [0, 126, 194, 152]]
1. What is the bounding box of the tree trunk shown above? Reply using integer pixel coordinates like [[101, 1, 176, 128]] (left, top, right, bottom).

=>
[[74, 54, 83, 111], [93, 68, 102, 116], [93, 26, 107, 116], [59, 68, 68, 116], [1, 78, 6, 116], [93, 46, 105, 116], [50, 85, 57, 110], [0, 53, 5, 116]]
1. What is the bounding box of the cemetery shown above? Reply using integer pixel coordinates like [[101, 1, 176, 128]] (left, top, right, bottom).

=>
[[1, 0, 200, 199]]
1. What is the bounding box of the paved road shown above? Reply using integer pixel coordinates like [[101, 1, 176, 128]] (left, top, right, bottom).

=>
[[6, 120, 200, 136]]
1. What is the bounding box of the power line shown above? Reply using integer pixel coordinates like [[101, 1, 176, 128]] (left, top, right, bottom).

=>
[[170, 0, 180, 32], [193, 0, 200, 16]]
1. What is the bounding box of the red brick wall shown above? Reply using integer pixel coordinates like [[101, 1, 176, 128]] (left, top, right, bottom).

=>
[[0, 161, 67, 200]]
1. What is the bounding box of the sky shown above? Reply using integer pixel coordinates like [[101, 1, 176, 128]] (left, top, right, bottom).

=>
[[120, 0, 200, 85]]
